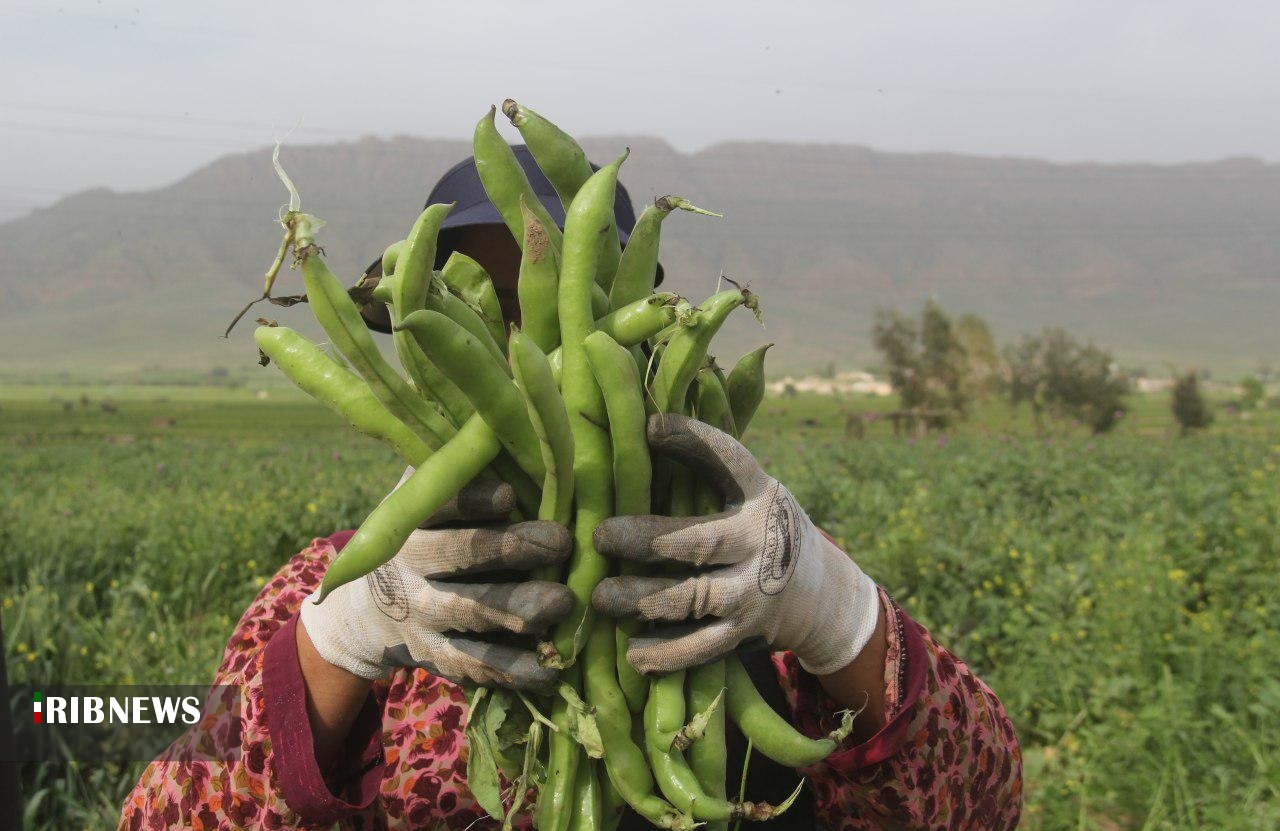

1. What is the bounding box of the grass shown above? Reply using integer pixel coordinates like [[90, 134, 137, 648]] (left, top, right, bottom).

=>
[[2, 385, 1278, 829]]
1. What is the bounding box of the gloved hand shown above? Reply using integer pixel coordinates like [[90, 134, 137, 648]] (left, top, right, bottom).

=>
[[590, 413, 879, 676], [301, 470, 573, 692]]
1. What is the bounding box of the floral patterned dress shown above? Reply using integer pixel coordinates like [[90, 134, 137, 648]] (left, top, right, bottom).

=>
[[117, 531, 1022, 830]]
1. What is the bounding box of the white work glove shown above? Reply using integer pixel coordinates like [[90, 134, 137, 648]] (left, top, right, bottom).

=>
[[301, 471, 573, 692], [590, 414, 879, 676]]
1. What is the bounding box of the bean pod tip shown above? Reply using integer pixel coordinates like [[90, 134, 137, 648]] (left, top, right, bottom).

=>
[[501, 98, 521, 124]]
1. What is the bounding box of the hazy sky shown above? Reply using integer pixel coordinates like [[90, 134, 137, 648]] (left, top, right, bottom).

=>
[[4, 0, 1280, 222]]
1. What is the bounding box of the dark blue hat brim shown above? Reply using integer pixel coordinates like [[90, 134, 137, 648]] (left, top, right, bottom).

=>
[[439, 193, 631, 246]]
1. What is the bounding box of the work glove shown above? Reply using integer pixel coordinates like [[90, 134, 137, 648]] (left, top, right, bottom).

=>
[[301, 469, 574, 692], [590, 413, 879, 676]]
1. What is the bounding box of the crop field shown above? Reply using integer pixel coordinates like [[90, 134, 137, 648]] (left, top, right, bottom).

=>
[[2, 385, 1278, 830]]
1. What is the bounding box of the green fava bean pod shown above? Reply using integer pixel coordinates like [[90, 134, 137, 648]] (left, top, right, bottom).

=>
[[396, 310, 546, 483], [600, 772, 626, 831], [688, 366, 765, 826], [584, 331, 652, 519], [646, 668, 796, 823], [726, 655, 855, 768], [725, 343, 773, 434], [692, 365, 738, 440], [583, 625, 694, 831], [709, 357, 729, 395], [394, 204, 452, 312], [583, 330, 653, 714], [686, 662, 728, 831], [426, 278, 510, 374], [408, 351, 474, 428], [366, 272, 472, 424], [595, 215, 623, 295], [609, 196, 721, 311], [650, 288, 759, 414], [642, 453, 738, 823], [381, 239, 405, 278], [614, 626, 646, 715], [392, 331, 457, 435], [537, 665, 582, 831], [568, 754, 603, 831], [509, 329, 574, 527], [502, 99, 621, 291], [644, 671, 735, 823], [502, 99, 593, 208], [474, 105, 563, 254], [299, 247, 452, 451], [548, 153, 627, 662], [517, 195, 562, 353], [649, 670, 689, 752], [545, 293, 682, 382], [591, 282, 610, 320], [254, 326, 430, 466], [598, 292, 681, 346], [685, 368, 734, 828], [390, 204, 461, 434], [315, 414, 500, 601], [371, 276, 395, 305], [441, 251, 506, 350]]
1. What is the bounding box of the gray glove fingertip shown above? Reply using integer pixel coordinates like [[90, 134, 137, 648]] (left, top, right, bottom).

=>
[[590, 576, 681, 619], [444, 636, 561, 694], [456, 477, 515, 519], [593, 514, 704, 561], [645, 412, 761, 502], [420, 580, 574, 634], [627, 620, 742, 677], [427, 478, 514, 526], [510, 520, 573, 562]]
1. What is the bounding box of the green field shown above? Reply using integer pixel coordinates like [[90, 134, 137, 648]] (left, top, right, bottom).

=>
[[2, 387, 1278, 829]]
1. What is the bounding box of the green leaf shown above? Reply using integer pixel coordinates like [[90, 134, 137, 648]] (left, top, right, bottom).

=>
[[558, 683, 605, 759], [502, 721, 545, 831], [485, 689, 531, 778], [465, 690, 505, 820]]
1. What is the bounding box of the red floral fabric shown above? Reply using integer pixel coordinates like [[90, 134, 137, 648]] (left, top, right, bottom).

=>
[[118, 532, 1021, 830]]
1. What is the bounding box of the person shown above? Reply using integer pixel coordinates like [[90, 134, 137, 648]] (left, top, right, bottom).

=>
[[118, 149, 1022, 830]]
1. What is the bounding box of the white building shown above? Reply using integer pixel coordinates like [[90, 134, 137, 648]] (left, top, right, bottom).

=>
[[768, 370, 893, 397]]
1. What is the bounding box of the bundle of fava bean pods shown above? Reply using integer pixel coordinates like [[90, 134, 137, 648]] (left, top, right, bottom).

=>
[[250, 102, 854, 831]]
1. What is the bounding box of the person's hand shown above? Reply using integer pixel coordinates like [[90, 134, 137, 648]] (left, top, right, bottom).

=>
[[590, 414, 879, 676], [301, 470, 573, 692]]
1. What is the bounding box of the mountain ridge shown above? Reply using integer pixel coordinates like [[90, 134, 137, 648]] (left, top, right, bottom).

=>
[[2, 135, 1277, 377]]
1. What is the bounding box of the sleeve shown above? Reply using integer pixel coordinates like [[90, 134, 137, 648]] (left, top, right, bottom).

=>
[[772, 589, 1023, 831], [117, 530, 391, 831]]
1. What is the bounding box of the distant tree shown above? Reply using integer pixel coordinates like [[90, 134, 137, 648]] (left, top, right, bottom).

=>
[[873, 308, 923, 408], [1172, 371, 1213, 434], [953, 313, 1002, 397], [1004, 327, 1128, 434], [1054, 338, 1129, 434], [873, 300, 970, 419], [1004, 334, 1048, 427], [919, 301, 970, 414], [1240, 376, 1264, 410]]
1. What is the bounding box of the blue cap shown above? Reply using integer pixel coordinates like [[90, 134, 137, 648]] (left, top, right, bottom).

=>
[[430, 144, 641, 246], [359, 145, 661, 332]]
